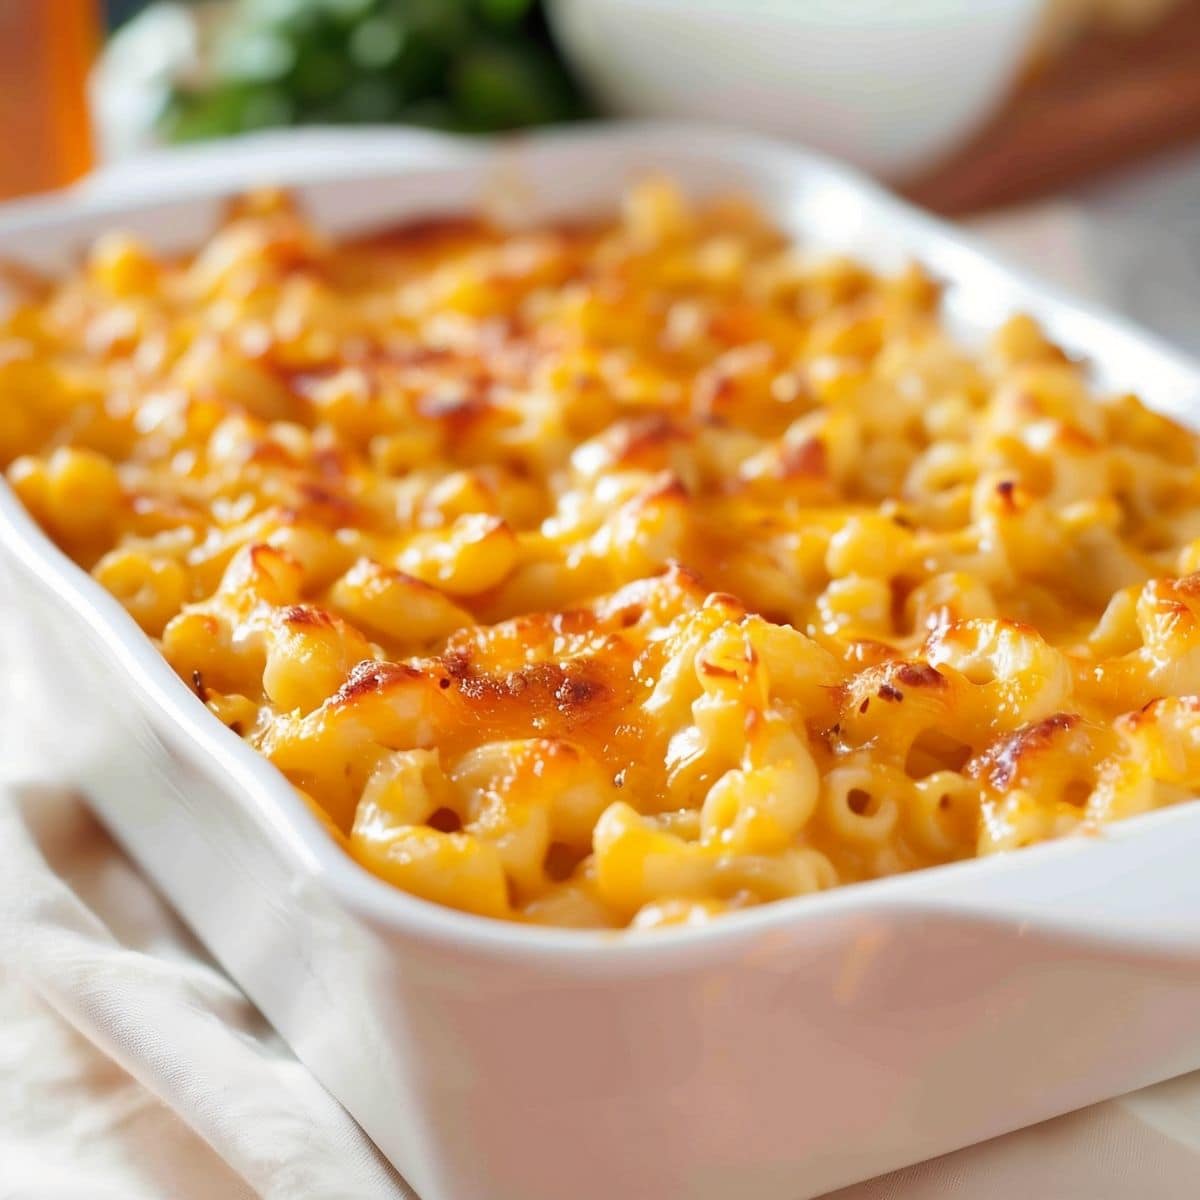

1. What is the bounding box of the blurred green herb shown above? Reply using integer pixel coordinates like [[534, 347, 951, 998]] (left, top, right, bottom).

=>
[[158, 0, 587, 142]]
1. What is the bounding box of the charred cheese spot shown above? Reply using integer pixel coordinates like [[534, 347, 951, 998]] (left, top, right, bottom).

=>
[[968, 714, 1084, 792]]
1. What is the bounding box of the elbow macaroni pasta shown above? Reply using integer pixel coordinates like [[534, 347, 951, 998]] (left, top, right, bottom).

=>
[[5, 182, 1200, 928]]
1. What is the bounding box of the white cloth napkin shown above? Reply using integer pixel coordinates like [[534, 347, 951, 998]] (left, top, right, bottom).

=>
[[0, 786, 407, 1200], [4, 130, 1200, 1200]]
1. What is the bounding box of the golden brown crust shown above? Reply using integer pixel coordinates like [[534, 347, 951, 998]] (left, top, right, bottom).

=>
[[8, 180, 1200, 928], [968, 714, 1082, 791]]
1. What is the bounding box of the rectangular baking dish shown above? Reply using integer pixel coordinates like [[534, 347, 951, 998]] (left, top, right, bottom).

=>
[[4, 124, 1200, 1200]]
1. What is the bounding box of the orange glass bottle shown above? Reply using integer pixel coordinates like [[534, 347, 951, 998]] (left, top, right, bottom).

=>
[[0, 0, 98, 199]]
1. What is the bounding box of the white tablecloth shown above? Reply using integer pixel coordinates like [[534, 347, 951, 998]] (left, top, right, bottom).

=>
[[4, 130, 1200, 1200]]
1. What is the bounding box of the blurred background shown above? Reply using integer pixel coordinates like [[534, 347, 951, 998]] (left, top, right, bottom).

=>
[[4, 0, 1199, 202], [3, 0, 1200, 345]]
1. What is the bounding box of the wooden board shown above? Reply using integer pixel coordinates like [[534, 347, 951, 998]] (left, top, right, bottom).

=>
[[904, 0, 1200, 216]]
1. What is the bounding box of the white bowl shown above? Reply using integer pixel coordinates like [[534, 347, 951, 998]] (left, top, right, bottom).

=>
[[548, 0, 1043, 177]]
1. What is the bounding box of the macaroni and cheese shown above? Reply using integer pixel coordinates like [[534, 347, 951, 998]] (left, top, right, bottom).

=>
[[4, 183, 1200, 928]]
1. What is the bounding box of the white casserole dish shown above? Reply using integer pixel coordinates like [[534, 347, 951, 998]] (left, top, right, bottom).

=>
[[4, 125, 1200, 1200]]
